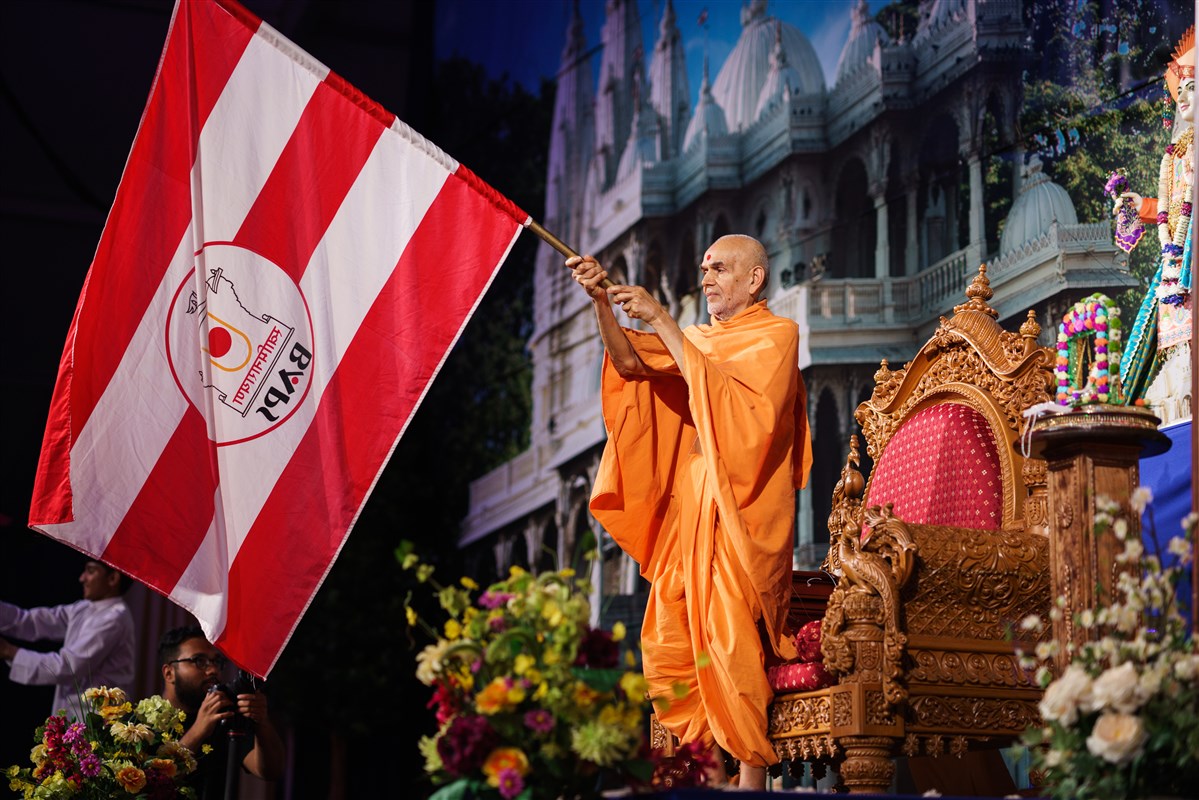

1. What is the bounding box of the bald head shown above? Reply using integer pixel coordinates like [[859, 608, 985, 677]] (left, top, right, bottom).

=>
[[718, 235, 769, 297], [700, 235, 770, 320]]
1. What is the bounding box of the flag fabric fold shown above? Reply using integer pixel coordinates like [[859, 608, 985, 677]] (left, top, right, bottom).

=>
[[28, 0, 528, 677]]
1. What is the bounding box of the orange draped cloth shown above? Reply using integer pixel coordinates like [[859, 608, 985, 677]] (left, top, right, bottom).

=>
[[590, 301, 813, 766]]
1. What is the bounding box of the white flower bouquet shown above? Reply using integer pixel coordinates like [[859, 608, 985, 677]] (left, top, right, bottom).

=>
[[1020, 491, 1199, 800]]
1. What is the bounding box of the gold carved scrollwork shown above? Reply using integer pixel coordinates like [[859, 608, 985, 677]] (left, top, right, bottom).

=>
[[832, 691, 854, 728], [768, 693, 831, 737], [909, 696, 1041, 734], [822, 504, 916, 708], [865, 690, 895, 725], [773, 735, 840, 762]]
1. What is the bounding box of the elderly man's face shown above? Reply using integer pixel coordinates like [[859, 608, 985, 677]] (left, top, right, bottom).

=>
[[700, 238, 761, 321]]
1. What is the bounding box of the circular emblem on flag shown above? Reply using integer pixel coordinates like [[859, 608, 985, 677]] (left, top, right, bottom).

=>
[[166, 242, 315, 446]]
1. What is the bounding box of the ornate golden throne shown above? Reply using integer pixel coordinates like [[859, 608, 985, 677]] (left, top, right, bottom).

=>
[[767, 267, 1056, 793]]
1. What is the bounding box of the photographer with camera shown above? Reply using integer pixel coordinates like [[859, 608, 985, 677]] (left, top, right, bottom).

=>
[[159, 626, 284, 797]]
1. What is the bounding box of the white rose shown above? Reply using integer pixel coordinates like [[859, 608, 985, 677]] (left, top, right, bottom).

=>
[[1042, 749, 1064, 768], [1174, 654, 1199, 682], [1090, 662, 1146, 713], [1129, 486, 1153, 514], [414, 640, 450, 686], [1086, 711, 1148, 764], [1039, 664, 1093, 725]]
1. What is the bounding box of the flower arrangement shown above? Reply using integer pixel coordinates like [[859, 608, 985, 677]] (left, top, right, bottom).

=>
[[1105, 170, 1145, 253], [1019, 491, 1199, 800], [399, 543, 704, 799], [6, 687, 199, 800], [1055, 293, 1124, 406]]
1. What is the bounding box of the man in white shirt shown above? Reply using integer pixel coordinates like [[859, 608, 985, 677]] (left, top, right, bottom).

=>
[[0, 560, 136, 717]]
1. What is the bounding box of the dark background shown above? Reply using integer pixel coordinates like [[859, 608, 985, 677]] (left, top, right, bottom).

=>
[[0, 0, 550, 795]]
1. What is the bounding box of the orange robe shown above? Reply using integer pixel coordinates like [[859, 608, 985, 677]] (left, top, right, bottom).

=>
[[590, 301, 813, 766]]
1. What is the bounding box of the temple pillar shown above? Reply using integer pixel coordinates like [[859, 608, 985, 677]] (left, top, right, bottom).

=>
[[871, 183, 889, 280], [965, 149, 985, 268], [905, 175, 919, 275]]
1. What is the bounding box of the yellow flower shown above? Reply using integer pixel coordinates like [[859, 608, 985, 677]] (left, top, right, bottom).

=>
[[100, 701, 133, 722], [84, 686, 128, 706], [541, 600, 563, 627], [482, 747, 530, 786], [620, 671, 648, 700], [507, 684, 527, 705], [110, 721, 155, 745], [116, 766, 147, 794], [573, 681, 601, 709], [611, 621, 627, 642], [559, 568, 576, 578], [533, 682, 549, 701], [513, 654, 535, 675], [509, 565, 527, 578], [460, 576, 479, 590], [444, 619, 462, 640], [405, 606, 417, 627], [524, 667, 543, 685], [543, 649, 560, 665], [29, 744, 46, 766], [201, 744, 213, 755]]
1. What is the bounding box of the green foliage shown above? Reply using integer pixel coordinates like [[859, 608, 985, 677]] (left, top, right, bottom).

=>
[[1018, 0, 1182, 319]]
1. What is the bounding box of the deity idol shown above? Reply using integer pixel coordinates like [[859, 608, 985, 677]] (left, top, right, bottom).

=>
[[1117, 27, 1194, 425]]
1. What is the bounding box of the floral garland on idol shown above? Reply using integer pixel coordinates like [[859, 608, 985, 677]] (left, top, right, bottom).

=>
[[1156, 127, 1192, 306], [6, 688, 201, 800], [1018, 493, 1199, 800], [1056, 293, 1124, 406], [398, 542, 711, 800]]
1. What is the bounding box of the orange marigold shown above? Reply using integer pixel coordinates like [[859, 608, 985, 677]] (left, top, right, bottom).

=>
[[115, 766, 147, 793], [482, 747, 530, 786]]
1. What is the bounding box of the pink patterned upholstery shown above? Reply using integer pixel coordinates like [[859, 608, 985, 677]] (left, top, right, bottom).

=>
[[793, 619, 823, 662], [865, 403, 1003, 530], [768, 620, 833, 692], [767, 661, 833, 692]]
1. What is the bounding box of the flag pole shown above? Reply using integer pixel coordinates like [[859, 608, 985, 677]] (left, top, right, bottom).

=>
[[526, 219, 614, 289]]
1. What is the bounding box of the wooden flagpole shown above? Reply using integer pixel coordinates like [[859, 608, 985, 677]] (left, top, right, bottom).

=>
[[526, 219, 614, 289]]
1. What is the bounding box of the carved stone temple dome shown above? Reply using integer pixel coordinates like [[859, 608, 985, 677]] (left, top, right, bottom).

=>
[[835, 0, 890, 85], [682, 56, 729, 151], [710, 0, 825, 132], [999, 156, 1079, 254]]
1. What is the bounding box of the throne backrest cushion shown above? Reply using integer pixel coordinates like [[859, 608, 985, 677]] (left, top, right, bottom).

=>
[[864, 402, 1003, 530]]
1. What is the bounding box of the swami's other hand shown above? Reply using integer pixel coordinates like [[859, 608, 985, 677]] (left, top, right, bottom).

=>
[[607, 284, 666, 326]]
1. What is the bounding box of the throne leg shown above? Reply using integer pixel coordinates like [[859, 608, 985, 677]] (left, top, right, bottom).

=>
[[838, 735, 896, 794]]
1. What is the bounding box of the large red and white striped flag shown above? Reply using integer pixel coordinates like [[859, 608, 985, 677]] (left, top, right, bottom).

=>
[[28, 0, 528, 677]]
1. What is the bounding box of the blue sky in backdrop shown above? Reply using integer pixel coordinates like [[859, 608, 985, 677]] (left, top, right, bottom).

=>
[[436, 0, 883, 106]]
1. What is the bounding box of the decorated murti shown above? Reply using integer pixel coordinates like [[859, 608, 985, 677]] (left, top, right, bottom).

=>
[[1056, 293, 1124, 406], [1113, 27, 1194, 425]]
